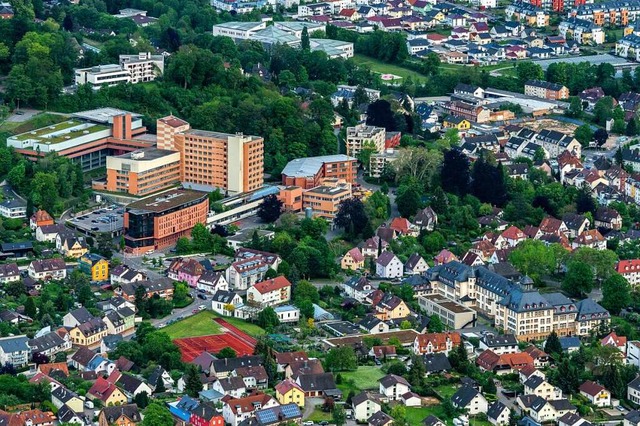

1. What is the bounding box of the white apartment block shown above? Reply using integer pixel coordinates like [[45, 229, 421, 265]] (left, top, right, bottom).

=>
[[212, 21, 267, 39], [346, 123, 386, 157], [119, 52, 165, 84], [75, 64, 131, 90]]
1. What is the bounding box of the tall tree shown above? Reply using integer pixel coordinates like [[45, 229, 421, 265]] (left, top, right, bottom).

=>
[[183, 364, 203, 397], [141, 403, 173, 426], [257, 194, 283, 223], [441, 149, 470, 196], [395, 184, 422, 218], [334, 197, 369, 239], [544, 330, 563, 355], [601, 273, 631, 315], [562, 261, 594, 297]]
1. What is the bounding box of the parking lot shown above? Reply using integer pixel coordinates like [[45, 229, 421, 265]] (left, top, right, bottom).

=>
[[68, 205, 124, 235]]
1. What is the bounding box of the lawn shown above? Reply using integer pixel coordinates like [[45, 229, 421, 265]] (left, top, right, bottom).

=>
[[337, 366, 385, 393], [352, 54, 426, 81], [307, 408, 332, 422], [406, 407, 493, 426], [163, 310, 265, 339], [435, 384, 458, 399], [163, 311, 223, 339]]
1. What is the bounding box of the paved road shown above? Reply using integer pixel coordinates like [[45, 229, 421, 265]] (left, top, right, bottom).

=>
[[152, 296, 210, 328], [356, 171, 398, 218]]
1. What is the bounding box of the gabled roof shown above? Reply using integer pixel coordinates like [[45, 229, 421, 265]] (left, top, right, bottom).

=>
[[579, 380, 606, 397], [379, 374, 410, 388], [368, 411, 394, 426], [251, 276, 291, 294], [100, 404, 141, 423], [422, 352, 452, 373], [376, 251, 399, 267], [296, 372, 337, 391], [451, 385, 481, 407], [488, 401, 509, 420]]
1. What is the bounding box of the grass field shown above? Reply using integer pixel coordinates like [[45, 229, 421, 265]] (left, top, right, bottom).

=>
[[406, 407, 493, 426], [337, 366, 386, 393], [163, 311, 223, 339], [352, 54, 426, 81], [435, 383, 458, 399], [163, 310, 265, 339], [307, 408, 332, 422]]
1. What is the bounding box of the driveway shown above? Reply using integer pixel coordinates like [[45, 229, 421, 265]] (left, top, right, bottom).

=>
[[4, 108, 41, 122]]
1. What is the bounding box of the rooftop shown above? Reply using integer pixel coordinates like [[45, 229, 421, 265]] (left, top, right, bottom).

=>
[[126, 189, 208, 213], [282, 154, 356, 178], [12, 119, 109, 145], [72, 108, 142, 123], [113, 148, 179, 161]]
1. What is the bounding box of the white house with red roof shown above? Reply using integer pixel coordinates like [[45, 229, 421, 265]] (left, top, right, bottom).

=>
[[572, 230, 606, 251], [246, 276, 292, 308], [616, 259, 640, 286], [601, 331, 627, 352], [501, 226, 527, 247], [579, 381, 611, 407], [221, 393, 279, 426], [389, 217, 419, 237]]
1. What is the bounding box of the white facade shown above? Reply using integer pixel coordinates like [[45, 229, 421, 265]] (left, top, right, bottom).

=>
[[274, 305, 300, 323], [353, 397, 381, 423], [75, 64, 131, 90], [346, 124, 386, 157], [379, 380, 410, 401], [376, 253, 403, 279], [246, 282, 291, 307], [119, 52, 165, 84], [0, 336, 30, 367], [0, 201, 26, 218]]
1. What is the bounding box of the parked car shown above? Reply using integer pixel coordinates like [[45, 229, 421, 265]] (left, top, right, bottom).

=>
[[197, 294, 207, 300]]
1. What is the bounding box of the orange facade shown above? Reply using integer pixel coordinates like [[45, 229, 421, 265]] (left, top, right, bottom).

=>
[[279, 186, 304, 212], [124, 190, 209, 254], [104, 150, 182, 196], [282, 158, 357, 190], [302, 185, 352, 219]]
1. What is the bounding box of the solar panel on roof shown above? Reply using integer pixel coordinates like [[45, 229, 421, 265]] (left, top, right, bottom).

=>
[[280, 404, 301, 418], [257, 409, 277, 423]]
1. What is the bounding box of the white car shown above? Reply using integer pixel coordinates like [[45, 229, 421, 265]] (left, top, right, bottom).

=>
[[302, 422, 314, 426]]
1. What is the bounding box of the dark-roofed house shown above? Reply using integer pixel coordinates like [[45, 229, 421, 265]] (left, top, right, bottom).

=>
[[579, 381, 610, 407], [558, 412, 589, 426], [296, 373, 340, 398], [29, 331, 71, 358], [285, 359, 324, 379], [344, 276, 374, 302], [422, 352, 452, 375], [0, 335, 30, 367], [63, 307, 94, 328], [359, 315, 390, 334], [211, 289, 243, 316], [211, 355, 263, 379], [405, 253, 428, 275], [625, 410, 640, 426], [379, 374, 410, 401], [451, 385, 488, 415], [116, 278, 174, 301], [524, 375, 562, 400], [414, 206, 438, 231], [423, 415, 446, 426], [479, 334, 519, 355], [628, 376, 640, 405], [212, 376, 247, 398], [368, 411, 394, 426], [249, 403, 302, 426], [352, 391, 383, 423], [275, 351, 308, 373], [0, 263, 19, 284], [524, 80, 569, 100], [98, 404, 141, 426], [28, 258, 67, 281], [375, 251, 403, 279], [488, 401, 511, 426]]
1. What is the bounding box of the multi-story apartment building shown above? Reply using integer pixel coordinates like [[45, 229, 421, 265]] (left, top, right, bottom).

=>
[[281, 155, 357, 189], [157, 116, 264, 194], [369, 149, 401, 179], [118, 52, 165, 84], [426, 261, 609, 341], [616, 34, 640, 61], [534, 129, 581, 157], [570, 0, 640, 26], [346, 124, 386, 157], [530, 0, 586, 12], [6, 108, 152, 171], [212, 21, 267, 38], [524, 80, 570, 100], [505, 2, 550, 27], [94, 148, 181, 196], [558, 18, 605, 44], [246, 276, 292, 308], [123, 189, 209, 254], [302, 183, 352, 220], [225, 250, 282, 290]]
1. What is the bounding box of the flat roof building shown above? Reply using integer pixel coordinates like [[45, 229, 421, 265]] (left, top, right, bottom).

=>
[[93, 148, 181, 196], [281, 155, 357, 189], [418, 294, 477, 330], [302, 183, 351, 220], [157, 117, 264, 194], [7, 108, 151, 171], [346, 124, 386, 157], [124, 189, 209, 254]]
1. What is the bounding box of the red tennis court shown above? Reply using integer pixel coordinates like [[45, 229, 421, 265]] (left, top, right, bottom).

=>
[[174, 319, 257, 362]]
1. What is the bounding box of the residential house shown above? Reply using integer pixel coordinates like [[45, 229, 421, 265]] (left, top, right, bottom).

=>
[[370, 292, 410, 321], [28, 258, 67, 281], [422, 352, 452, 375], [56, 233, 88, 258], [296, 373, 340, 397], [561, 213, 590, 239], [405, 253, 428, 275], [451, 385, 489, 415], [78, 253, 109, 282], [116, 278, 174, 301], [29, 331, 71, 358], [595, 207, 622, 230], [275, 379, 305, 408], [629, 376, 640, 405], [368, 411, 394, 426], [378, 374, 411, 401], [342, 247, 365, 271], [168, 258, 205, 287], [488, 401, 511, 426], [414, 206, 438, 231], [359, 315, 390, 334], [35, 224, 67, 243], [524, 376, 562, 400], [212, 376, 247, 399], [352, 391, 382, 423], [110, 265, 146, 285], [51, 387, 84, 413], [579, 381, 611, 407], [30, 210, 54, 230], [197, 270, 229, 294], [413, 332, 461, 355], [246, 276, 292, 308], [87, 377, 128, 406], [0, 335, 30, 367], [69, 318, 109, 349], [211, 290, 243, 316], [376, 251, 403, 278], [0, 263, 19, 284], [98, 404, 142, 426], [572, 229, 606, 250], [344, 276, 374, 302], [479, 334, 519, 355], [190, 403, 224, 426]]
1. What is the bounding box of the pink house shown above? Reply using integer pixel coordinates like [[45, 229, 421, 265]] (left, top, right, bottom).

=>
[[168, 258, 205, 287]]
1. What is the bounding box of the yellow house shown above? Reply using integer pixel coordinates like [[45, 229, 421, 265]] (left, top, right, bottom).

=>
[[373, 294, 410, 321], [70, 318, 109, 349], [88, 378, 128, 406], [79, 253, 109, 281], [58, 234, 89, 258], [341, 247, 365, 271], [275, 379, 305, 408], [443, 116, 471, 130]]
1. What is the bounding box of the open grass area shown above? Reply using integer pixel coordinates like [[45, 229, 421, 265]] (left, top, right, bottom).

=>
[[406, 407, 493, 426], [352, 54, 426, 81], [435, 383, 458, 399], [163, 311, 223, 339], [163, 310, 265, 339], [337, 366, 385, 393], [5, 113, 69, 134], [307, 408, 332, 422]]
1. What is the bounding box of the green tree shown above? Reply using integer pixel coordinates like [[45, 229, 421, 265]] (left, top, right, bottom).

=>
[[562, 262, 594, 297], [256, 307, 280, 330], [601, 273, 631, 315], [141, 403, 173, 426], [566, 96, 583, 118], [301, 26, 310, 50], [134, 391, 149, 409], [396, 183, 421, 218], [24, 297, 37, 318], [516, 62, 543, 86], [508, 240, 559, 281], [441, 149, 470, 196], [428, 314, 444, 332], [627, 118, 639, 136], [217, 347, 237, 359], [325, 346, 357, 372], [332, 405, 346, 426], [544, 330, 563, 356], [293, 280, 320, 304], [390, 405, 409, 426], [574, 124, 593, 147], [257, 194, 283, 223], [335, 197, 370, 239], [183, 364, 203, 397]]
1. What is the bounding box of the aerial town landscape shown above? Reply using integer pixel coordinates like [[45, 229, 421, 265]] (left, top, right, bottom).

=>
[[6, 0, 640, 425]]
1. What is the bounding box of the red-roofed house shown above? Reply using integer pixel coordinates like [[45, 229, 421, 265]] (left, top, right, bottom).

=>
[[389, 217, 419, 237], [579, 381, 611, 407], [275, 378, 305, 407], [87, 377, 127, 406], [616, 259, 640, 286], [246, 276, 292, 308], [434, 249, 458, 265], [501, 226, 527, 247], [30, 210, 54, 230], [601, 331, 627, 351], [413, 332, 461, 355], [339, 8, 359, 20], [477, 349, 534, 374], [341, 247, 365, 271], [221, 392, 279, 426], [572, 229, 606, 250], [539, 217, 568, 236]]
